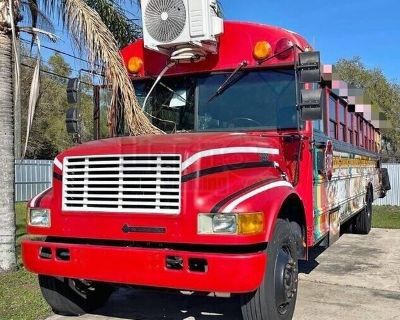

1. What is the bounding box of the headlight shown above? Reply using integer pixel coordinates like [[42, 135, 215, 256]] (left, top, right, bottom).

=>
[[198, 213, 263, 235], [29, 208, 51, 227], [213, 214, 237, 233]]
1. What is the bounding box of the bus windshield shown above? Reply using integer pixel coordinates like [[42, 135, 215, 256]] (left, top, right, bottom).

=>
[[133, 69, 297, 133]]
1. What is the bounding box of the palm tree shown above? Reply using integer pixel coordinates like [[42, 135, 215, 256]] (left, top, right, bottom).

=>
[[0, 0, 161, 272], [0, 0, 17, 272]]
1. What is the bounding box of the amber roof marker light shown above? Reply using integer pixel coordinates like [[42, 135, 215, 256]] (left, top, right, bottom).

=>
[[253, 41, 272, 60], [127, 56, 144, 74]]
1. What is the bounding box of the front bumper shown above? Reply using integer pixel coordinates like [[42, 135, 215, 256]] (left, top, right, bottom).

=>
[[22, 239, 267, 293]]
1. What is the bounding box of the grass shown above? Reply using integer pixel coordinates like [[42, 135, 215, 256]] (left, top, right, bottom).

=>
[[0, 203, 51, 320], [372, 206, 400, 229]]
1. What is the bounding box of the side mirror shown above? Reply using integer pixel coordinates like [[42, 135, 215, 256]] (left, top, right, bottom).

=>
[[297, 51, 321, 83], [299, 88, 324, 121], [296, 51, 323, 121], [67, 78, 79, 104], [66, 107, 81, 134]]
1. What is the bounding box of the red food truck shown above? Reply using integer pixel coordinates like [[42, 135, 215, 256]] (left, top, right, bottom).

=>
[[22, 1, 390, 319]]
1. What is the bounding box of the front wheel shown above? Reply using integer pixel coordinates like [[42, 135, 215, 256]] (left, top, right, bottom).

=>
[[38, 275, 113, 316], [240, 219, 299, 320]]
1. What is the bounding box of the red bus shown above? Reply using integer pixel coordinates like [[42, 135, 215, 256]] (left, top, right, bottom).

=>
[[22, 19, 389, 320]]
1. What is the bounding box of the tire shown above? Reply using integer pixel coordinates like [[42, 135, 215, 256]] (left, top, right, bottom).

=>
[[353, 189, 373, 235], [38, 275, 113, 316], [240, 219, 299, 320]]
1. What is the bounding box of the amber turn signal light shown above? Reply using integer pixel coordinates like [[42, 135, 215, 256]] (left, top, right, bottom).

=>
[[238, 212, 264, 235]]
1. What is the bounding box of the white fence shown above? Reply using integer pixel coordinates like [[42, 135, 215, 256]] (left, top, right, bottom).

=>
[[15, 159, 53, 202], [14, 160, 400, 206], [375, 163, 400, 206]]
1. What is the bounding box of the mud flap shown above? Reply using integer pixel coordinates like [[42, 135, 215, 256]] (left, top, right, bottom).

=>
[[329, 207, 340, 246]]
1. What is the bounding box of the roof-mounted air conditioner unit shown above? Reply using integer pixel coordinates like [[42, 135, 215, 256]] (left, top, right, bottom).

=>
[[141, 0, 224, 58]]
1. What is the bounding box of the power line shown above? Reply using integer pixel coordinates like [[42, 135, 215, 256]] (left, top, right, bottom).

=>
[[21, 62, 68, 80], [20, 38, 102, 67], [20, 62, 93, 86], [21, 54, 106, 82], [108, 0, 140, 20], [21, 53, 83, 74]]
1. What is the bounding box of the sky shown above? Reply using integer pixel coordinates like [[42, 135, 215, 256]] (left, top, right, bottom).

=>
[[219, 0, 400, 83], [31, 0, 400, 83]]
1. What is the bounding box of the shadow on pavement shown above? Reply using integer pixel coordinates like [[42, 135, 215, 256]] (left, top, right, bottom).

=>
[[94, 288, 243, 320], [299, 231, 351, 275], [298, 245, 326, 275]]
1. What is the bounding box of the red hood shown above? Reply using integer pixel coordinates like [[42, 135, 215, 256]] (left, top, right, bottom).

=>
[[32, 132, 297, 245], [58, 132, 281, 171]]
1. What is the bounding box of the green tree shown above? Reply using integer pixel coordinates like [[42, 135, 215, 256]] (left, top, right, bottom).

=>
[[85, 0, 142, 47], [48, 53, 70, 76], [21, 52, 95, 159], [334, 57, 400, 160]]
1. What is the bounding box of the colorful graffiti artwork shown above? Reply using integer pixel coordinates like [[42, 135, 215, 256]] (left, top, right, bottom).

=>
[[313, 149, 380, 243]]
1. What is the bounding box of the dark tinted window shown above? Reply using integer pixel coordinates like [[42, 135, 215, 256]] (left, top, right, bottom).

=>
[[329, 96, 336, 121], [133, 69, 297, 133], [197, 70, 297, 131]]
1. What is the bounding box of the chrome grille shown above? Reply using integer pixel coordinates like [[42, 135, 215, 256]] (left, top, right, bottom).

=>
[[62, 155, 181, 214]]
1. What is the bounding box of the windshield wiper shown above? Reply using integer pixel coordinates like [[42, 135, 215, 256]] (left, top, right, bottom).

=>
[[208, 60, 248, 103]]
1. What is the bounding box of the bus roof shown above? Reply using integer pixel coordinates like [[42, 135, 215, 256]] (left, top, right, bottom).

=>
[[120, 21, 311, 78]]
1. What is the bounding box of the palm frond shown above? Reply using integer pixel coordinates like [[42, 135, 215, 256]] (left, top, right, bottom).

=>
[[216, 0, 223, 18], [20, 0, 55, 33], [44, 0, 160, 136], [84, 0, 141, 47], [23, 41, 41, 158]]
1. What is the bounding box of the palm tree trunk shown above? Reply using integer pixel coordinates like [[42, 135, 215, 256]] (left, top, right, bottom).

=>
[[0, 10, 17, 272]]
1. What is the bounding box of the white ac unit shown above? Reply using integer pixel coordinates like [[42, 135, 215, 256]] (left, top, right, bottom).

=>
[[141, 0, 224, 56]]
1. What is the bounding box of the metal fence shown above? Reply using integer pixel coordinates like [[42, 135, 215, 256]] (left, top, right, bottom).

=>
[[375, 163, 400, 206], [15, 159, 53, 202], [14, 160, 400, 206]]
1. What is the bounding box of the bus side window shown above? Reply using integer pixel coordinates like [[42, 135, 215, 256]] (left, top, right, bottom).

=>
[[359, 116, 364, 147], [354, 115, 359, 146], [329, 96, 337, 139], [338, 101, 346, 141], [348, 113, 354, 145]]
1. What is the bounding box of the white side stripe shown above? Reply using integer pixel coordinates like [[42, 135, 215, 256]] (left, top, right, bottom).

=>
[[29, 187, 52, 208], [54, 157, 63, 170], [222, 181, 293, 213], [182, 147, 279, 171]]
